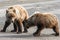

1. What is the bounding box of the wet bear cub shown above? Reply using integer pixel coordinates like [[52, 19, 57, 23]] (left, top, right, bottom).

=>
[[23, 12, 59, 36], [1, 5, 29, 33]]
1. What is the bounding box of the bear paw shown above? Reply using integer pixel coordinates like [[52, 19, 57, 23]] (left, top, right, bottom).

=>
[[0, 30, 5, 32], [55, 33, 59, 36], [11, 30, 16, 32], [33, 33, 40, 37], [23, 30, 28, 33]]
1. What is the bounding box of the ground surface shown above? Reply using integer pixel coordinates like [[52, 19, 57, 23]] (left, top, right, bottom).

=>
[[0, 0, 60, 40]]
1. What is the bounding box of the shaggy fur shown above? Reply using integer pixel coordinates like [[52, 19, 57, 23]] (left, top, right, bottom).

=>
[[1, 5, 29, 33], [23, 12, 59, 36]]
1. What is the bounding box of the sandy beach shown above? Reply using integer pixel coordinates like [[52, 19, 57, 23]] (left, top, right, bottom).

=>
[[0, 0, 60, 40]]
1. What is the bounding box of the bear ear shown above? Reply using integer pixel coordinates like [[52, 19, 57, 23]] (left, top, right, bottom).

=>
[[9, 7, 13, 9], [6, 10, 9, 13]]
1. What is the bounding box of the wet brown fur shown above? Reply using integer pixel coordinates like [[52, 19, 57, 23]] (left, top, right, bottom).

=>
[[1, 5, 29, 33], [23, 13, 59, 36]]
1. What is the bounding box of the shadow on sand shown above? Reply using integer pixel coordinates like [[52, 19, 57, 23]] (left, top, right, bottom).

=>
[[0, 33, 59, 38]]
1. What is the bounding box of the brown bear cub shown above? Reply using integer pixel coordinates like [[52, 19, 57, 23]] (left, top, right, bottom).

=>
[[23, 12, 59, 36], [1, 5, 29, 33]]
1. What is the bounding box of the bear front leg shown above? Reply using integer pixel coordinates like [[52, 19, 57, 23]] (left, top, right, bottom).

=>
[[17, 22, 22, 34], [23, 21, 28, 33], [15, 20, 22, 34], [33, 24, 44, 37], [11, 22, 17, 32], [33, 28, 41, 37], [1, 20, 11, 32]]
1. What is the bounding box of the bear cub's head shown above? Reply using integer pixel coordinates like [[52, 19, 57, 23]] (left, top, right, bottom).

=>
[[23, 14, 38, 29], [6, 7, 17, 23]]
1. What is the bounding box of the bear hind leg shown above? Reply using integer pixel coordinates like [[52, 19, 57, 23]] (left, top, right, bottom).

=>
[[53, 25, 59, 36]]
